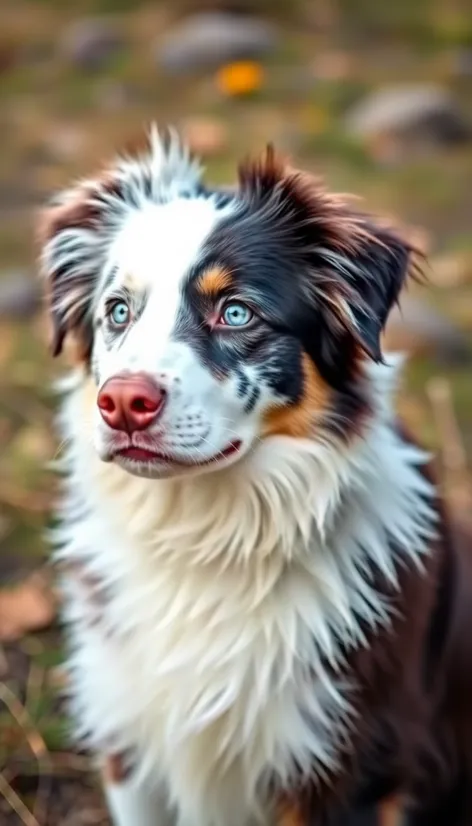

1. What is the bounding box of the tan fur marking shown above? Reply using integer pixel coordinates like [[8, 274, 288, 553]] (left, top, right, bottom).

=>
[[277, 799, 306, 826], [196, 267, 232, 297], [262, 352, 329, 438], [379, 796, 406, 826]]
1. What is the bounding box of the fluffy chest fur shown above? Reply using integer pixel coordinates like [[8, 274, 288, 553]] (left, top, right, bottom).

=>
[[55, 363, 435, 826]]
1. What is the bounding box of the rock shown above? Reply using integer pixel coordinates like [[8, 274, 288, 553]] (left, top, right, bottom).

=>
[[344, 85, 470, 150], [383, 294, 470, 363], [181, 117, 228, 156], [156, 13, 277, 74], [0, 272, 40, 320], [59, 17, 123, 70], [451, 48, 472, 78], [95, 80, 133, 111]]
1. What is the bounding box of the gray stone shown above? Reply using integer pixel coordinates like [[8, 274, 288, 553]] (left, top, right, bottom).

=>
[[383, 294, 470, 363], [452, 48, 472, 78], [0, 273, 40, 320], [345, 84, 470, 146], [59, 17, 123, 70], [156, 13, 277, 74], [95, 80, 133, 111]]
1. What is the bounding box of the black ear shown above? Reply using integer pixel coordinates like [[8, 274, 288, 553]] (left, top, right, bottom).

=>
[[306, 222, 415, 390], [238, 146, 418, 377], [332, 220, 413, 363]]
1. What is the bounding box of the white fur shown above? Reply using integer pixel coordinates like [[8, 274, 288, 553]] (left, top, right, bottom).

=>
[[41, 129, 207, 332], [105, 776, 173, 826], [53, 355, 436, 826], [43, 132, 437, 825], [44, 131, 268, 479], [91, 195, 255, 474], [87, 188, 268, 481]]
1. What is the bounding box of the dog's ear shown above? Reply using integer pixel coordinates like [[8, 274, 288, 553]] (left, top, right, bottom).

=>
[[311, 219, 413, 369], [37, 178, 114, 359], [37, 130, 202, 361], [307, 220, 414, 389], [238, 147, 417, 382]]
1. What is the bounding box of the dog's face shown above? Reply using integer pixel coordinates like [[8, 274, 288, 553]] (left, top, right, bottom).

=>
[[38, 133, 413, 479]]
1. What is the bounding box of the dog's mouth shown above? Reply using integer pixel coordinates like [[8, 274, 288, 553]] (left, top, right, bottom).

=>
[[115, 440, 242, 467]]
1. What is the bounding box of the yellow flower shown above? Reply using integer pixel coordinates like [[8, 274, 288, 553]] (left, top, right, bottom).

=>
[[217, 61, 263, 97]]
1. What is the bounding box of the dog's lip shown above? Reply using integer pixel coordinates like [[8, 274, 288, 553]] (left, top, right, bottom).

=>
[[115, 440, 242, 466]]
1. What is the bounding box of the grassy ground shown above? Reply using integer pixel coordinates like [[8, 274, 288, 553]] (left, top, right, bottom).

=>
[[0, 0, 471, 823]]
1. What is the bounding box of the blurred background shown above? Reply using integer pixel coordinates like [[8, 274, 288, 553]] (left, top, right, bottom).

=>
[[0, 0, 471, 823]]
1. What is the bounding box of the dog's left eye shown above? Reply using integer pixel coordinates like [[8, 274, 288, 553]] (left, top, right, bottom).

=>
[[218, 302, 253, 328], [108, 301, 130, 328]]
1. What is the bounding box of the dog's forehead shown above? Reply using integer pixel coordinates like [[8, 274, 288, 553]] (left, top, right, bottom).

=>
[[107, 196, 235, 291]]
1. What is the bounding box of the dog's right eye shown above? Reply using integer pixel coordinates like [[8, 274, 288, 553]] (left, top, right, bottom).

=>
[[108, 301, 130, 329]]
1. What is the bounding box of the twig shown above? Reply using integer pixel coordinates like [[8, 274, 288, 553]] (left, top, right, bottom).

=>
[[0, 681, 52, 824], [23, 664, 52, 824], [49, 752, 91, 775], [0, 646, 8, 679], [427, 378, 468, 473], [0, 771, 40, 826], [25, 663, 45, 724], [427, 376, 472, 510], [0, 683, 48, 762], [1, 751, 91, 778]]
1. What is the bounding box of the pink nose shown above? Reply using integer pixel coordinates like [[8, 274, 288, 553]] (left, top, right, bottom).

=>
[[97, 374, 166, 433]]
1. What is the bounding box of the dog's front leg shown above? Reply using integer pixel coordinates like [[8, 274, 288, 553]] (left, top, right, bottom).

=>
[[102, 755, 174, 826]]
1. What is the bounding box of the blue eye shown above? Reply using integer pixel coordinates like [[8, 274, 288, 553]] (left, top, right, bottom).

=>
[[109, 301, 130, 327], [221, 302, 253, 327]]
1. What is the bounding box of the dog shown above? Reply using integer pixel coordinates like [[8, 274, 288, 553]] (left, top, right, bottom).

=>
[[37, 129, 472, 826]]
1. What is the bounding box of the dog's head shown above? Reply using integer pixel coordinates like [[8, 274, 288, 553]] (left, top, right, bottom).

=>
[[38, 130, 415, 479]]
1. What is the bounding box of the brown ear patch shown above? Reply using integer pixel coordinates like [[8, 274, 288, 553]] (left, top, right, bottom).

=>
[[102, 753, 131, 785], [38, 188, 100, 359], [196, 266, 233, 297], [238, 144, 287, 196], [238, 145, 371, 257], [37, 170, 125, 360], [378, 795, 407, 826], [37, 170, 123, 249], [37, 188, 97, 248], [262, 352, 330, 439], [276, 798, 307, 826]]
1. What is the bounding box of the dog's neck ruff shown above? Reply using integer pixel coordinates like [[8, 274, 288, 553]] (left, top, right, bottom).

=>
[[54, 356, 436, 826]]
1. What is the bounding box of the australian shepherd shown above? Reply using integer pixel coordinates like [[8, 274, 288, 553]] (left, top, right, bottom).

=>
[[37, 129, 472, 826]]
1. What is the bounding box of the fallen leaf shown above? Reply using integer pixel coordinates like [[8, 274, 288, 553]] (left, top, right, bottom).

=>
[[0, 573, 56, 642], [216, 60, 263, 97]]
